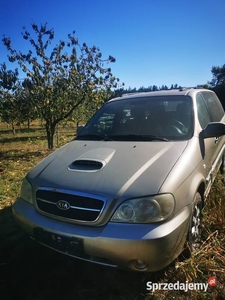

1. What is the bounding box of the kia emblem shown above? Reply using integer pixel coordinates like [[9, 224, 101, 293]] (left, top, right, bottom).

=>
[[56, 200, 71, 210]]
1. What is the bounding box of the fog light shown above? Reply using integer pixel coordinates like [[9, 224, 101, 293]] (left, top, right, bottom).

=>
[[133, 259, 147, 270]]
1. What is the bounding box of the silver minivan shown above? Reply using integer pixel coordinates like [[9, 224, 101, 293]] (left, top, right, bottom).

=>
[[13, 88, 225, 272]]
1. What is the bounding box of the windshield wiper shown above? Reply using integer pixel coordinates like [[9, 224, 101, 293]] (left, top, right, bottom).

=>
[[77, 134, 169, 142], [76, 134, 114, 141], [141, 135, 170, 141], [109, 134, 170, 141]]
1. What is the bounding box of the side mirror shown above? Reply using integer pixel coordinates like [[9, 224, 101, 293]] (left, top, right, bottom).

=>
[[201, 122, 225, 139], [76, 125, 85, 136]]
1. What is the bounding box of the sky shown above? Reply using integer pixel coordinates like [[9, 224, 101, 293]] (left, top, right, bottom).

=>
[[1, 0, 225, 89]]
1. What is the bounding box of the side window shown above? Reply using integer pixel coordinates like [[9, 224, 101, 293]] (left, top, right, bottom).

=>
[[196, 93, 211, 129], [201, 91, 224, 121]]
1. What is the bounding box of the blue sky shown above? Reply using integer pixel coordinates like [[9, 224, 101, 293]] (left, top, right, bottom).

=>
[[1, 0, 225, 89]]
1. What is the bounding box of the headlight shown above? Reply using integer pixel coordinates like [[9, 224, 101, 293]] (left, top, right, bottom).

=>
[[111, 194, 175, 223], [20, 178, 33, 204]]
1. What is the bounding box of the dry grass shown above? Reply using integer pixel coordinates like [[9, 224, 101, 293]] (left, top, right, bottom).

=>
[[0, 121, 225, 300], [0, 122, 74, 208]]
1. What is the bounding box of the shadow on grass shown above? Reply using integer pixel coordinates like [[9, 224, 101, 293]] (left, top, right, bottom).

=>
[[0, 135, 46, 144], [0, 133, 75, 144], [0, 127, 45, 135], [0, 206, 165, 300], [0, 149, 48, 162]]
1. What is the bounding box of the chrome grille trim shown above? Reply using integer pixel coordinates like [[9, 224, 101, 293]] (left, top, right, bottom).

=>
[[36, 197, 101, 212], [35, 187, 106, 223]]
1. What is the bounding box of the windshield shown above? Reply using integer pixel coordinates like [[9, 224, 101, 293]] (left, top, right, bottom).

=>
[[77, 95, 194, 141]]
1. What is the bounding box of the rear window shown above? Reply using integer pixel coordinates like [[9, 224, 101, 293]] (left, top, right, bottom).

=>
[[201, 92, 224, 122]]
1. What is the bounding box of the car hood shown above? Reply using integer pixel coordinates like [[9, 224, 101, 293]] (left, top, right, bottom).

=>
[[28, 140, 188, 203]]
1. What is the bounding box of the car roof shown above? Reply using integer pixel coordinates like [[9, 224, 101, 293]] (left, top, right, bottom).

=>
[[108, 88, 212, 102]]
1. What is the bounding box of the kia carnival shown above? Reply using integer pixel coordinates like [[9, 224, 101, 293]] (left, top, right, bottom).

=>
[[13, 88, 225, 272]]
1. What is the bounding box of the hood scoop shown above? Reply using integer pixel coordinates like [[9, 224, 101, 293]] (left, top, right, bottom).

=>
[[68, 147, 116, 172], [69, 159, 104, 171]]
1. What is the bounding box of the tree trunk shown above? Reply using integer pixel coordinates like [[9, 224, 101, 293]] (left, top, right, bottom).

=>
[[11, 120, 16, 135], [45, 121, 56, 150]]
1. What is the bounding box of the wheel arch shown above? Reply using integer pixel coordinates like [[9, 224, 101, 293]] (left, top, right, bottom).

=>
[[197, 181, 205, 207]]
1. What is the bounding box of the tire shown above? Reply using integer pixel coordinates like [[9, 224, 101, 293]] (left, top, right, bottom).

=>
[[187, 192, 203, 252]]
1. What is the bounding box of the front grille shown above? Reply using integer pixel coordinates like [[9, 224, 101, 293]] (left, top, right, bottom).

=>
[[36, 188, 105, 222]]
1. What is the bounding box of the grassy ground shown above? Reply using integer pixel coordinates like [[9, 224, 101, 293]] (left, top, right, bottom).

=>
[[0, 122, 225, 300]]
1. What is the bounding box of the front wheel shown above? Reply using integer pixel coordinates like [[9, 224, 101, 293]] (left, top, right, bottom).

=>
[[187, 192, 203, 252]]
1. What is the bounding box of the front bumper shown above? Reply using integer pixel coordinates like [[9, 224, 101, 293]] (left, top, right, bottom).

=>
[[12, 198, 191, 272]]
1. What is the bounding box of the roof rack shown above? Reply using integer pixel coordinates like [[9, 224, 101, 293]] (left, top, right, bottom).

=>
[[122, 92, 140, 97], [179, 86, 206, 91], [179, 87, 193, 91]]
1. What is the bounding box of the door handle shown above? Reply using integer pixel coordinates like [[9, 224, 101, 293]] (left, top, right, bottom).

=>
[[215, 137, 219, 144]]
